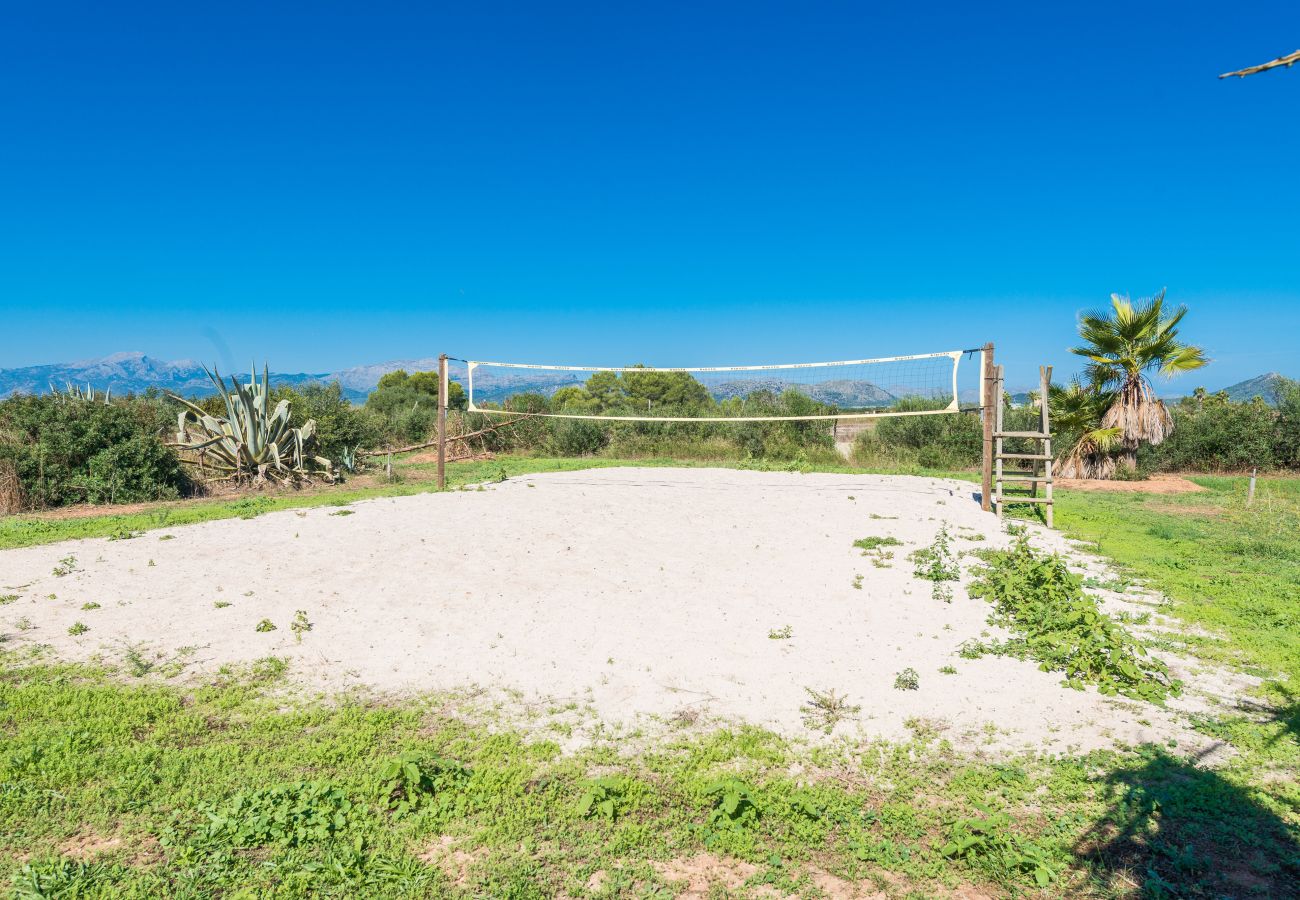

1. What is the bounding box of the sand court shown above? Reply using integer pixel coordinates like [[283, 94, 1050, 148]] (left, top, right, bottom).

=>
[[0, 467, 1239, 755]]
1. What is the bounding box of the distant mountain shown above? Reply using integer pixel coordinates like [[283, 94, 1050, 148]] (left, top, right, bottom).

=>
[[0, 352, 406, 402], [709, 377, 898, 407], [0, 351, 1111, 411], [1219, 373, 1293, 405]]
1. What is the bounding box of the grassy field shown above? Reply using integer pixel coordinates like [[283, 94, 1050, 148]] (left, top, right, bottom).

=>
[[2, 459, 1297, 897]]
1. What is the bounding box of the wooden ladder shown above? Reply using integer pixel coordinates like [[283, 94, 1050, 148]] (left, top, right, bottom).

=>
[[993, 365, 1054, 527]]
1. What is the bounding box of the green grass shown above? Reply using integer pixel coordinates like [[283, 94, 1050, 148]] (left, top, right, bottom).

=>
[[1055, 476, 1300, 691], [3, 462, 1299, 896], [5, 652, 1294, 898]]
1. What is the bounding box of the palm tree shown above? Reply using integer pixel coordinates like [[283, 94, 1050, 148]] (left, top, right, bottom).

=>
[[1049, 380, 1122, 479], [1071, 290, 1208, 472]]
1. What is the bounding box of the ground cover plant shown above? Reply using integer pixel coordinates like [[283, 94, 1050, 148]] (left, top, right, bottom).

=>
[[965, 533, 1182, 703]]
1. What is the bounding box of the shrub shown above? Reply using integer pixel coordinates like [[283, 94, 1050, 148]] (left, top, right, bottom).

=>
[[274, 382, 383, 461], [0, 393, 191, 509], [1146, 392, 1278, 472]]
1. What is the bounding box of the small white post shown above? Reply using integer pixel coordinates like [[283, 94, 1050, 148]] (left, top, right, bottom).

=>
[[1248, 467, 1257, 506]]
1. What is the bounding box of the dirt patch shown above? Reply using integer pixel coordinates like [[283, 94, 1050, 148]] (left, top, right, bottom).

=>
[[806, 868, 891, 898], [1146, 502, 1223, 517], [58, 831, 122, 859], [418, 835, 484, 887], [652, 854, 777, 897], [1056, 475, 1205, 494]]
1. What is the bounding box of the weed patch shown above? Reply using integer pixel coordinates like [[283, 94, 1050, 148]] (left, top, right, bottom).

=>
[[967, 534, 1181, 703]]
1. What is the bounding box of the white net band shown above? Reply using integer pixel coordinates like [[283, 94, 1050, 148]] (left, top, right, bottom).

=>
[[465, 350, 965, 422]]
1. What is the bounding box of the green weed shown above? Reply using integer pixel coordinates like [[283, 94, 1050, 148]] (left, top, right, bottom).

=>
[[967, 534, 1181, 703]]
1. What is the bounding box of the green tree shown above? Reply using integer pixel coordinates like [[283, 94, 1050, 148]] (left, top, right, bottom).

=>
[[620, 366, 712, 412], [372, 369, 466, 410], [1071, 290, 1208, 473], [584, 371, 626, 409]]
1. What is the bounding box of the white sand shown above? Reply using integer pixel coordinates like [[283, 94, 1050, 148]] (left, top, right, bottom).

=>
[[0, 467, 1242, 755]]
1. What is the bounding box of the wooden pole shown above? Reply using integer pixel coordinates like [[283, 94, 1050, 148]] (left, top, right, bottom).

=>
[[1041, 365, 1053, 528], [980, 342, 995, 511], [994, 364, 1005, 519], [436, 354, 448, 490]]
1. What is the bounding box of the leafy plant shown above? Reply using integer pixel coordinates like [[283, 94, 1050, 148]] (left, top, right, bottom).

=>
[[255, 619, 276, 633], [893, 668, 919, 691], [853, 535, 901, 553], [0, 593, 17, 606], [67, 621, 88, 636], [767, 625, 793, 640], [290, 610, 312, 642], [967, 534, 1181, 702], [939, 802, 1059, 887], [576, 776, 627, 821], [375, 752, 467, 818], [703, 778, 760, 831], [910, 524, 959, 583], [169, 364, 333, 485], [189, 780, 353, 848], [80, 602, 100, 611], [52, 555, 78, 577], [213, 600, 232, 609], [800, 687, 861, 732]]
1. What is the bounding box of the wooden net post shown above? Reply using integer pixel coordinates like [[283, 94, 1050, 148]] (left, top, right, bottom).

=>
[[436, 353, 448, 490], [1040, 365, 1053, 528], [980, 342, 995, 512]]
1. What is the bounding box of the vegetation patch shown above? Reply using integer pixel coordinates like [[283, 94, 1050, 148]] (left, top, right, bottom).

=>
[[966, 533, 1181, 703]]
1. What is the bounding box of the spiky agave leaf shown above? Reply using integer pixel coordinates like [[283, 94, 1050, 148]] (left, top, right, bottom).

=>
[[168, 363, 332, 485]]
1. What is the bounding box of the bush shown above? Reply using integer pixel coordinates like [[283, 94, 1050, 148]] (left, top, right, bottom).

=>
[[0, 394, 191, 509], [548, 419, 609, 456], [1145, 392, 1279, 472], [273, 382, 382, 461]]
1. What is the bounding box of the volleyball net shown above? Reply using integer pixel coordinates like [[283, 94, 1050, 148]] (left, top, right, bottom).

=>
[[464, 350, 969, 422]]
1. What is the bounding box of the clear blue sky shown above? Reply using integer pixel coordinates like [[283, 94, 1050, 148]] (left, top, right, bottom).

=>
[[2, 1, 1298, 389]]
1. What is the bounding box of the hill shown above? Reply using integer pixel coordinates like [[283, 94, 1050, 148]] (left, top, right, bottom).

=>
[[1219, 373, 1292, 405]]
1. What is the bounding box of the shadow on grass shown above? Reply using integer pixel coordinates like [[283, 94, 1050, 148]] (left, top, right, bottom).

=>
[[1075, 745, 1300, 897]]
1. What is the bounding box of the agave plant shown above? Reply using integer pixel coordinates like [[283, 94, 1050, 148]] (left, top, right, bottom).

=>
[[169, 365, 333, 484], [51, 382, 111, 404], [1049, 380, 1122, 479]]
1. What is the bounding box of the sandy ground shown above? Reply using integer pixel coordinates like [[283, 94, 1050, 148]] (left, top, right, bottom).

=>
[[0, 468, 1248, 756], [1055, 474, 1205, 494]]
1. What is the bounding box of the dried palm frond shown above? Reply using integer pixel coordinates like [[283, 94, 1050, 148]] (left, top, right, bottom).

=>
[[1050, 380, 1122, 479]]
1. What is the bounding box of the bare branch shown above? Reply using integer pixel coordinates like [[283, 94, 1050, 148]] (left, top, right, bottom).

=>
[[1220, 49, 1300, 79]]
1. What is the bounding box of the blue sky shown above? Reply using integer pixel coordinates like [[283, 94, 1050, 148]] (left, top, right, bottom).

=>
[[2, 1, 1298, 390]]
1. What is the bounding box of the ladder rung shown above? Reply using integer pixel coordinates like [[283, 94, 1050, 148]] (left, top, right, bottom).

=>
[[997, 474, 1049, 482], [998, 453, 1052, 460], [995, 431, 1051, 439], [997, 496, 1054, 504]]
